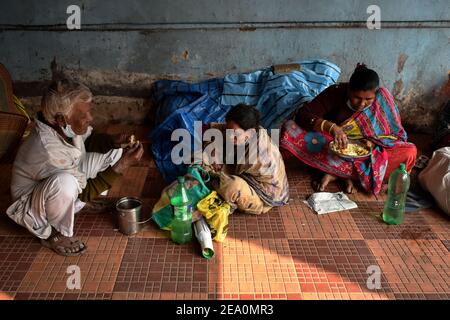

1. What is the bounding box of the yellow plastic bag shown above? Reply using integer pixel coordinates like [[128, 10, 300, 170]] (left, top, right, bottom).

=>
[[13, 95, 31, 138], [196, 191, 231, 242]]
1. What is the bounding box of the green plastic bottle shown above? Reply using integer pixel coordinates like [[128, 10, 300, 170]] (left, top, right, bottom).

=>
[[170, 176, 192, 244], [382, 163, 410, 225]]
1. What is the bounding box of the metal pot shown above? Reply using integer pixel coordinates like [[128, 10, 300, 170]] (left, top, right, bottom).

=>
[[115, 197, 149, 235]]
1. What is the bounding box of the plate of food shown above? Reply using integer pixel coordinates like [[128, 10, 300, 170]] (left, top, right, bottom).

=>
[[329, 140, 371, 160]]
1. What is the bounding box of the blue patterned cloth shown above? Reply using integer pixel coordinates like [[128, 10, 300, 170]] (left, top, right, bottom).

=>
[[221, 59, 341, 128]]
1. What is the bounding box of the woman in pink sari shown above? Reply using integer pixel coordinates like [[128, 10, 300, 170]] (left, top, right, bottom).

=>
[[280, 64, 417, 195]]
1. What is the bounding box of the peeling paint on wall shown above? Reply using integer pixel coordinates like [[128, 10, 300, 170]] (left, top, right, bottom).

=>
[[1, 0, 448, 133], [396, 85, 448, 133], [397, 53, 408, 74], [20, 95, 152, 127], [392, 79, 404, 97], [171, 50, 190, 65]]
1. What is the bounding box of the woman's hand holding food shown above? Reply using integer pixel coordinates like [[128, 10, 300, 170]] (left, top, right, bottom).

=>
[[330, 125, 348, 149]]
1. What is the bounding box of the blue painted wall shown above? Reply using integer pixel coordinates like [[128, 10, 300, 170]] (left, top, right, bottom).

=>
[[0, 0, 449, 132]]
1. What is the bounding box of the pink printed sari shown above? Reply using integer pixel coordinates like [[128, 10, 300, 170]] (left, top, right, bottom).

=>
[[280, 87, 414, 195]]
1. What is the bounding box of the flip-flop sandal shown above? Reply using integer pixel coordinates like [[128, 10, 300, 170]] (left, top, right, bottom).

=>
[[41, 233, 87, 257], [344, 185, 358, 194], [311, 180, 322, 192], [340, 179, 358, 194], [84, 199, 114, 212], [415, 155, 429, 169]]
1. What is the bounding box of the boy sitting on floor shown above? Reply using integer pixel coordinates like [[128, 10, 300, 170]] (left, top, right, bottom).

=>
[[202, 104, 289, 214]]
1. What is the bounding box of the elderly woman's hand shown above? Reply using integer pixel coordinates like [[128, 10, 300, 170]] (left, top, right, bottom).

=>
[[330, 125, 348, 149]]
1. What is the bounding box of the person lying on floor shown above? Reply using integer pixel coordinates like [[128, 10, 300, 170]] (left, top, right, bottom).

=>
[[280, 64, 416, 195], [6, 79, 144, 256], [201, 104, 289, 214], [419, 146, 450, 215], [420, 98, 450, 215]]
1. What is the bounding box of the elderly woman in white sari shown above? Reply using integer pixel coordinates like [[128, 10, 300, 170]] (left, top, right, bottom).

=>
[[7, 79, 144, 256]]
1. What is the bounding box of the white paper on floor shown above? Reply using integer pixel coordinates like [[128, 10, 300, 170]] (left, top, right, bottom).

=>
[[304, 192, 358, 214]]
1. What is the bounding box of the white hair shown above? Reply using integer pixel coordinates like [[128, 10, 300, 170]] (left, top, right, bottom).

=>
[[41, 79, 92, 124]]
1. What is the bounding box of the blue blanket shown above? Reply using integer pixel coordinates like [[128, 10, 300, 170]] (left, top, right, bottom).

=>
[[151, 59, 341, 182]]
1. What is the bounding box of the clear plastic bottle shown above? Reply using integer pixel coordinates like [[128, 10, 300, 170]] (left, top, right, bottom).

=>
[[170, 176, 192, 244], [382, 163, 410, 225]]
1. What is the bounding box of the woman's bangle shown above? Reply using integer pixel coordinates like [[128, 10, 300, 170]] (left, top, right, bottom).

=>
[[328, 123, 336, 133], [320, 120, 327, 132]]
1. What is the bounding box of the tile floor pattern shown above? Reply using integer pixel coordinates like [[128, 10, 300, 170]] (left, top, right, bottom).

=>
[[0, 134, 449, 300]]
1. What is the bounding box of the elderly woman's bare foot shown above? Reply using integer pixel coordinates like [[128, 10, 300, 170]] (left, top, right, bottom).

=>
[[344, 179, 358, 194], [312, 173, 337, 192]]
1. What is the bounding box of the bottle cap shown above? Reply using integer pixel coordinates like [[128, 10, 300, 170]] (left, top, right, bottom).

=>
[[178, 176, 185, 184], [193, 217, 214, 260], [202, 248, 214, 259], [400, 163, 406, 171]]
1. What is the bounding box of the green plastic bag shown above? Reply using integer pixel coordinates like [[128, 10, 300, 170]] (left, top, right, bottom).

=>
[[152, 165, 210, 230]]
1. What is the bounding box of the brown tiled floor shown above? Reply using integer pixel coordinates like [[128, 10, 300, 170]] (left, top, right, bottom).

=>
[[0, 130, 449, 300]]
